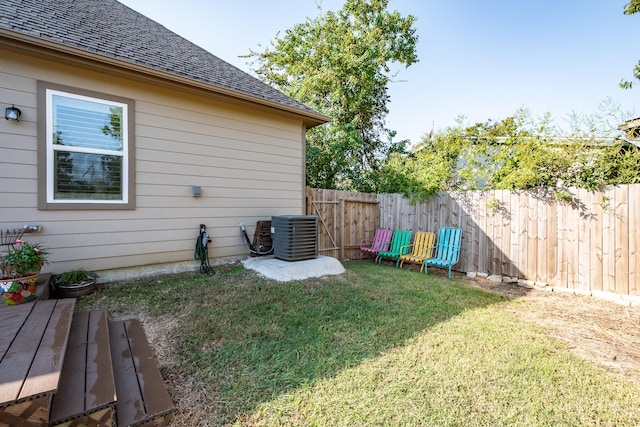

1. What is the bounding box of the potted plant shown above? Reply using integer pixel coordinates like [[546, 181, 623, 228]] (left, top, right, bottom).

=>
[[0, 239, 49, 305], [51, 268, 98, 298]]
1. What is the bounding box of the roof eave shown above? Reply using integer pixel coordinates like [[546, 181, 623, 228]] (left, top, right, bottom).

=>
[[619, 117, 640, 132], [0, 29, 330, 128]]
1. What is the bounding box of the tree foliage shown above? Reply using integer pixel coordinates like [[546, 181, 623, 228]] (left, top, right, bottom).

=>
[[624, 0, 640, 15], [386, 104, 640, 202], [620, 0, 640, 89], [249, 0, 418, 190]]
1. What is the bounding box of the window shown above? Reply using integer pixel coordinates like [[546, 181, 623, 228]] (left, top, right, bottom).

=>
[[38, 82, 135, 209]]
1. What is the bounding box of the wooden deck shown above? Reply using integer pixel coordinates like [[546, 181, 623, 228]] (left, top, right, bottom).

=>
[[0, 274, 173, 426], [0, 298, 76, 426]]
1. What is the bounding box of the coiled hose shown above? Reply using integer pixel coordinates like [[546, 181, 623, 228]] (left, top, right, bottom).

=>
[[194, 224, 214, 275]]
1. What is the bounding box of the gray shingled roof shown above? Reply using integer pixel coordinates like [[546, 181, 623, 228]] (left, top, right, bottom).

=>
[[0, 0, 324, 119]]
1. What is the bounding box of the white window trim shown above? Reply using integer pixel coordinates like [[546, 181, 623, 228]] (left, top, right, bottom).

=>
[[45, 89, 129, 204]]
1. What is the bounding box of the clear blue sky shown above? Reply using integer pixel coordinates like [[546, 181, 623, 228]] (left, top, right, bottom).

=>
[[118, 0, 639, 145]]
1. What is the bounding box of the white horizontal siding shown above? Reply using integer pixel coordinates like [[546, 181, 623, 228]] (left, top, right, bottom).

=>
[[0, 49, 309, 277]]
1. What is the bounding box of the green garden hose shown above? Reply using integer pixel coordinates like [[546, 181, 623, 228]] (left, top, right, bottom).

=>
[[195, 224, 214, 275]]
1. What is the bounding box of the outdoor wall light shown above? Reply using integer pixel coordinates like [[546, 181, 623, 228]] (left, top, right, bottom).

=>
[[5, 105, 21, 122], [192, 186, 202, 197]]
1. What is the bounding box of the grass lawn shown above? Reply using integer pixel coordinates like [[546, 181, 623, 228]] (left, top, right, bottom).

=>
[[78, 261, 640, 426]]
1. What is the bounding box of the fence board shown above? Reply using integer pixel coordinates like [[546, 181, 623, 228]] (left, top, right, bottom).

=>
[[457, 192, 472, 273], [508, 191, 519, 278], [537, 190, 549, 284], [449, 193, 461, 229], [477, 192, 489, 274], [615, 186, 629, 295], [546, 195, 558, 285], [469, 192, 481, 273], [495, 190, 504, 274], [517, 192, 529, 281], [577, 188, 590, 291], [555, 196, 567, 287], [629, 185, 640, 295], [602, 187, 616, 293], [487, 190, 502, 274], [567, 193, 581, 289], [499, 190, 512, 276], [526, 193, 540, 281], [590, 191, 604, 292]]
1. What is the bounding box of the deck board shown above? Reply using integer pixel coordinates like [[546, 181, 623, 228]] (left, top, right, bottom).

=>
[[0, 302, 55, 405], [86, 310, 116, 409], [49, 311, 89, 421], [110, 320, 146, 427], [0, 304, 32, 361], [0, 298, 75, 407], [19, 299, 75, 400], [125, 319, 173, 419]]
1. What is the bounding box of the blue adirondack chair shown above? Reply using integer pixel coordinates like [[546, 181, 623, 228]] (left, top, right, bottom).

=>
[[376, 230, 412, 264], [424, 227, 462, 278]]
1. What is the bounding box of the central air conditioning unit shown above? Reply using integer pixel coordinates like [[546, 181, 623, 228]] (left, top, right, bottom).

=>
[[271, 215, 318, 261]]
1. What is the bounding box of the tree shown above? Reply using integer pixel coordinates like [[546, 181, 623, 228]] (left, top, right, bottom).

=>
[[387, 103, 640, 201], [620, 0, 640, 89], [249, 0, 418, 190]]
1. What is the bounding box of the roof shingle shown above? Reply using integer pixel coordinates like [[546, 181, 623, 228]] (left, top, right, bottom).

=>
[[1, 0, 322, 117]]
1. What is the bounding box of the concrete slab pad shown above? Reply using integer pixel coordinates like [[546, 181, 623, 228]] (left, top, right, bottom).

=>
[[242, 255, 345, 282]]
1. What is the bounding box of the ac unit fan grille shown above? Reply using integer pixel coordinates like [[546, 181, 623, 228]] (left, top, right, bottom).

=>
[[271, 215, 318, 261]]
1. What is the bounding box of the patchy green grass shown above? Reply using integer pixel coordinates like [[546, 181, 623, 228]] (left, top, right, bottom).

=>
[[78, 262, 640, 426]]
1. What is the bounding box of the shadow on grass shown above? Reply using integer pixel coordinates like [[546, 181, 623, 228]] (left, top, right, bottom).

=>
[[186, 261, 505, 422], [79, 260, 505, 424]]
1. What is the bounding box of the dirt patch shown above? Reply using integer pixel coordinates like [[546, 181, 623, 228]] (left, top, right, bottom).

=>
[[462, 274, 640, 384]]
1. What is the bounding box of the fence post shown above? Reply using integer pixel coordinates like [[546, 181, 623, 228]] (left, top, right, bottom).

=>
[[339, 199, 345, 261]]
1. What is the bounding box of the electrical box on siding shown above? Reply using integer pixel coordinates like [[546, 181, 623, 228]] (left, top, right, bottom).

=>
[[271, 215, 318, 261]]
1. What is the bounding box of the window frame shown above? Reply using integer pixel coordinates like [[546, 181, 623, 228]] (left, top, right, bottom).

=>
[[37, 82, 135, 210]]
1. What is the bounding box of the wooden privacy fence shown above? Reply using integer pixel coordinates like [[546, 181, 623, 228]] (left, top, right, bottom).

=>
[[306, 185, 640, 298]]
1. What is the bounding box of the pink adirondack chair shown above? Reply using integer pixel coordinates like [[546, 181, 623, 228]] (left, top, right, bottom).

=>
[[359, 228, 392, 259]]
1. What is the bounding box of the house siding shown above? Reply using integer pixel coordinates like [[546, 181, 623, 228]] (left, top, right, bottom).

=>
[[1, 49, 307, 277]]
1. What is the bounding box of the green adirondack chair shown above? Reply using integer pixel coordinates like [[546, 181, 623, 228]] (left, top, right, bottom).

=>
[[376, 230, 412, 264], [424, 227, 462, 278]]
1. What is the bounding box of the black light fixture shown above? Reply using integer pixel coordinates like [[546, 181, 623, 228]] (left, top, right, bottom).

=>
[[5, 105, 21, 122]]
